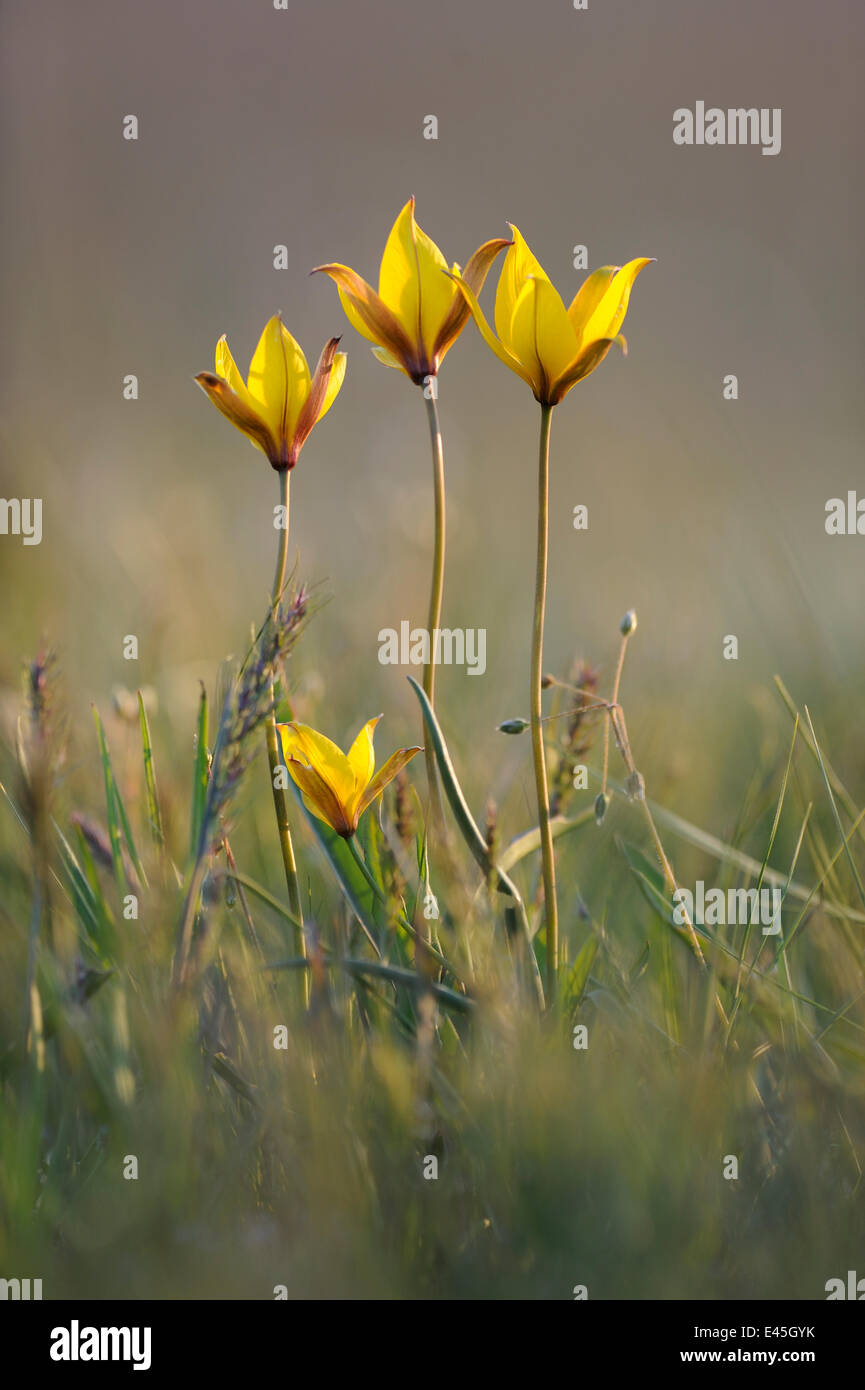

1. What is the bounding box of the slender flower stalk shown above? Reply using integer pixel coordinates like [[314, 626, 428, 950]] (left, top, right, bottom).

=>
[[531, 404, 558, 1002], [314, 201, 509, 811], [194, 314, 347, 995], [452, 226, 652, 1005], [266, 469, 304, 950], [422, 388, 446, 820]]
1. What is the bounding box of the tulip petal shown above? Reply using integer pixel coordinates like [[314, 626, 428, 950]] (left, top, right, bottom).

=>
[[247, 315, 311, 448], [314, 263, 418, 373], [577, 258, 653, 350], [194, 372, 278, 463], [566, 266, 618, 343], [347, 715, 381, 793], [215, 335, 256, 408], [432, 238, 511, 366], [448, 272, 538, 392], [509, 275, 579, 400], [356, 746, 423, 819], [378, 198, 454, 363], [290, 337, 345, 462], [317, 349, 347, 420], [371, 345, 408, 373], [494, 225, 552, 346], [548, 335, 620, 404], [285, 758, 355, 837], [278, 721, 356, 809]]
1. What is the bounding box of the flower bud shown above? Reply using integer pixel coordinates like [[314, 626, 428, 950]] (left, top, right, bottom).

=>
[[594, 792, 609, 825], [625, 770, 646, 802], [620, 609, 637, 637], [497, 718, 530, 735]]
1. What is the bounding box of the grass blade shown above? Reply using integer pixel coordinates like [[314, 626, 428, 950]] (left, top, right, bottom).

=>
[[137, 691, 164, 848]]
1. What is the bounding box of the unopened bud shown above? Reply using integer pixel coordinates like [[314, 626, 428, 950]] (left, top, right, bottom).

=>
[[497, 718, 529, 735], [625, 770, 646, 801], [594, 792, 609, 825], [620, 609, 637, 637], [541, 674, 556, 690]]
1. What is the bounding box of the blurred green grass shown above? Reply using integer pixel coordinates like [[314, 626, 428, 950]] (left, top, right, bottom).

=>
[[1, 587, 865, 1299]]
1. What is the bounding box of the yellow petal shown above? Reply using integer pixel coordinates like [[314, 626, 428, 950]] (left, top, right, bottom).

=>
[[432, 238, 511, 367], [371, 345, 409, 374], [290, 338, 345, 463], [314, 263, 418, 374], [247, 315, 310, 445], [194, 372, 277, 463], [448, 271, 538, 393], [317, 349, 347, 420], [548, 336, 620, 405], [356, 746, 423, 819], [347, 715, 381, 793], [494, 224, 552, 346], [285, 758, 355, 837], [215, 335, 255, 407], [566, 266, 618, 344], [378, 198, 455, 360], [337, 283, 382, 347], [508, 276, 578, 400], [278, 721, 355, 808], [577, 258, 653, 350]]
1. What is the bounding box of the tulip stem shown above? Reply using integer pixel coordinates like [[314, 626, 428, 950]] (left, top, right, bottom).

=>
[[421, 386, 446, 830], [531, 403, 558, 1007], [266, 469, 306, 1001]]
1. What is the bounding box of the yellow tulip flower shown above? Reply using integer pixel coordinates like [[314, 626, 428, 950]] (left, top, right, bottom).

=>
[[313, 198, 510, 383], [278, 717, 422, 839], [452, 226, 653, 406], [195, 314, 346, 470]]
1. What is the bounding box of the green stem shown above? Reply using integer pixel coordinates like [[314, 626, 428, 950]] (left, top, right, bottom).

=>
[[346, 834, 460, 980], [531, 403, 558, 1006], [265, 469, 306, 999], [421, 386, 446, 828], [347, 832, 387, 905]]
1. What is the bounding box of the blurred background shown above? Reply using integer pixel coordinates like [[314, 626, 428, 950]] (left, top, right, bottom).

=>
[[2, 0, 863, 837]]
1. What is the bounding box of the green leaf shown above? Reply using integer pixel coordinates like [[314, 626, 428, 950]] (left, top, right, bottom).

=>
[[407, 676, 543, 1008], [287, 781, 384, 956], [563, 934, 599, 1018], [619, 839, 693, 948], [137, 692, 163, 848], [500, 809, 594, 873], [92, 706, 146, 895], [211, 1051, 258, 1107], [56, 824, 114, 952]]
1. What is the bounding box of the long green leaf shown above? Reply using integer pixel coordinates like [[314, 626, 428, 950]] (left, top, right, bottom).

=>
[[287, 780, 383, 956], [407, 676, 543, 1008], [56, 824, 114, 951], [92, 706, 146, 895], [263, 956, 475, 1015], [500, 809, 594, 873], [137, 691, 164, 848]]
